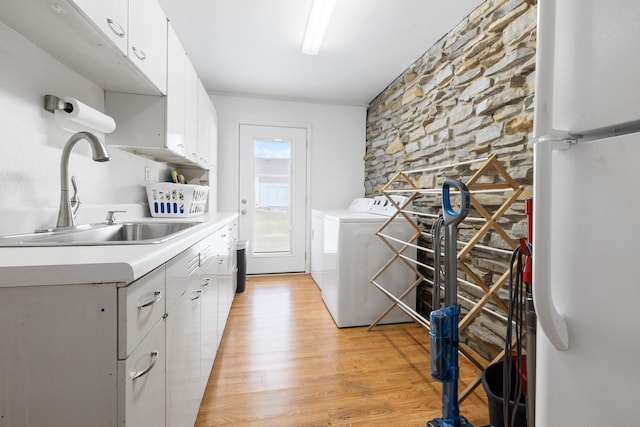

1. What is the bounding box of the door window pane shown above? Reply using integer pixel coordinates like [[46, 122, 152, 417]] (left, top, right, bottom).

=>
[[253, 139, 291, 254]]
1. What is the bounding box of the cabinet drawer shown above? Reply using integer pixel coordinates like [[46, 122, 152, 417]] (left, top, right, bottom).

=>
[[118, 319, 166, 427], [166, 246, 200, 311], [118, 265, 166, 359]]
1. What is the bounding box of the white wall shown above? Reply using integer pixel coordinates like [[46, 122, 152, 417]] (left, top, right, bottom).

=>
[[0, 21, 171, 235], [0, 18, 367, 237], [211, 94, 366, 212]]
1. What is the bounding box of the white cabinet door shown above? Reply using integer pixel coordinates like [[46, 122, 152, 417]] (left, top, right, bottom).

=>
[[0, 283, 117, 427], [197, 80, 211, 169], [71, 0, 128, 55], [200, 233, 220, 389], [166, 23, 187, 158], [128, 0, 168, 94], [166, 291, 202, 427], [209, 102, 218, 170], [119, 319, 166, 427], [166, 247, 202, 427], [216, 229, 236, 344], [185, 58, 200, 165]]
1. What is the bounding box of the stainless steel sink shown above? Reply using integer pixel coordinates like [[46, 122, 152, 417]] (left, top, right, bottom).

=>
[[0, 221, 203, 246]]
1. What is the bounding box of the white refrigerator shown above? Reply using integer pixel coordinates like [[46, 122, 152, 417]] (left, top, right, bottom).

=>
[[533, 0, 640, 425]]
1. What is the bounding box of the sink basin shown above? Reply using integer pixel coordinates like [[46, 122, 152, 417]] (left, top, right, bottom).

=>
[[0, 221, 203, 246]]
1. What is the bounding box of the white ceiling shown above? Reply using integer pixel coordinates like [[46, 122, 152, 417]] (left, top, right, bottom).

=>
[[157, 0, 486, 106]]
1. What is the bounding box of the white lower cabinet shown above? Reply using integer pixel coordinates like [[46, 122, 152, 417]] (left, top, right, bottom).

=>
[[0, 283, 118, 427], [199, 235, 220, 391], [118, 319, 166, 427], [217, 223, 237, 344], [165, 230, 227, 426], [0, 220, 237, 427], [166, 246, 202, 427]]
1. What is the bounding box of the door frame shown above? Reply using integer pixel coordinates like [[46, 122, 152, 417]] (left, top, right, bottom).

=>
[[235, 119, 312, 274]]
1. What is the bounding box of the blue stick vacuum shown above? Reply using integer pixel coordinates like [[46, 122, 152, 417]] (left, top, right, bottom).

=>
[[427, 179, 473, 427]]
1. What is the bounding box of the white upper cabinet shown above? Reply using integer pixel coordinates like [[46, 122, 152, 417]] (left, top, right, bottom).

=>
[[0, 0, 167, 95], [70, 0, 168, 94], [210, 102, 219, 172], [166, 24, 187, 158], [196, 80, 212, 169], [128, 0, 168, 94], [185, 58, 200, 165], [0, 0, 161, 95], [71, 0, 128, 55]]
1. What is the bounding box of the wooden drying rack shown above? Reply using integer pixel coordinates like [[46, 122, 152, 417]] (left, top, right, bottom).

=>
[[368, 154, 527, 401]]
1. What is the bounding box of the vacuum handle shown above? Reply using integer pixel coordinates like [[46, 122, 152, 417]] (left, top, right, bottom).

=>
[[442, 179, 470, 226]]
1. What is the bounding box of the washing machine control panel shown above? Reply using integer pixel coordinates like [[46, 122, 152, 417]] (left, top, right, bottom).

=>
[[369, 195, 409, 216], [347, 198, 374, 212]]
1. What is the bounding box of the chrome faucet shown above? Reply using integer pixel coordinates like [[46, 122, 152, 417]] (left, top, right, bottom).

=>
[[56, 131, 110, 229]]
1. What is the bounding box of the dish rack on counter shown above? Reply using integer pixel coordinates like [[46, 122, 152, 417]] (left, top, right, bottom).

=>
[[369, 154, 529, 401], [146, 183, 209, 218]]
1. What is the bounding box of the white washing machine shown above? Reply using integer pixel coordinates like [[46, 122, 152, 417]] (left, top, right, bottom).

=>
[[311, 198, 373, 291], [313, 196, 417, 328]]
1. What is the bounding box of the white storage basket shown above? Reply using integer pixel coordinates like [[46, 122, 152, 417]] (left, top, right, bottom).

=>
[[146, 183, 209, 218]]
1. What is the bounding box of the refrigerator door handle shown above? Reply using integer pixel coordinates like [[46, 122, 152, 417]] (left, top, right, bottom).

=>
[[533, 137, 570, 351]]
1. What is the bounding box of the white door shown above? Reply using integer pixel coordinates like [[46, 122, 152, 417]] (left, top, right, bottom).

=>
[[239, 124, 308, 274]]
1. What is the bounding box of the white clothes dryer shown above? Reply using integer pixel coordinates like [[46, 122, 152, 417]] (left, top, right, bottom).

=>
[[314, 196, 417, 328], [311, 198, 373, 291]]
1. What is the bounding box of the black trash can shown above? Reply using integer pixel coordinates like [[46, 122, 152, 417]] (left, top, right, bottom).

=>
[[481, 358, 527, 427], [235, 240, 248, 293]]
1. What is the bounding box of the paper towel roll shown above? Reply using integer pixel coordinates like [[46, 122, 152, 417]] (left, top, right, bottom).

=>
[[54, 97, 116, 134]]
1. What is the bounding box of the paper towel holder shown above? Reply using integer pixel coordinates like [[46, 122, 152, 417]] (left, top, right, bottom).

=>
[[44, 94, 72, 113], [43, 94, 116, 134]]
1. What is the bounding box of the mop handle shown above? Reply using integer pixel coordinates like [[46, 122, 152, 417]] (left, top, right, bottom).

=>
[[442, 180, 470, 308], [442, 179, 470, 227]]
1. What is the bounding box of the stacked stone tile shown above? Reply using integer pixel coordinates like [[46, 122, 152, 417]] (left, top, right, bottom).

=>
[[365, 0, 537, 359]]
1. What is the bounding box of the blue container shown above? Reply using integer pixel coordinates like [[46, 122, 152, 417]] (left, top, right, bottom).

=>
[[429, 306, 459, 382]]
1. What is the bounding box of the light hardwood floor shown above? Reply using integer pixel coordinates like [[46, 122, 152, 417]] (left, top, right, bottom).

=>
[[195, 274, 491, 426]]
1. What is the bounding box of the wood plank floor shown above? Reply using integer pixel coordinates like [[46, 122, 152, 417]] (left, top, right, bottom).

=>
[[196, 274, 491, 426]]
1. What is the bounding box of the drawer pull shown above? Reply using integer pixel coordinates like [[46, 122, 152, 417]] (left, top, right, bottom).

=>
[[137, 290, 162, 309], [131, 351, 158, 380], [106, 18, 125, 38], [132, 46, 147, 61], [189, 289, 203, 300]]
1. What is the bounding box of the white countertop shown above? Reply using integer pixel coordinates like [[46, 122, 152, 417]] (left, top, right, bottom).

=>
[[0, 212, 238, 288]]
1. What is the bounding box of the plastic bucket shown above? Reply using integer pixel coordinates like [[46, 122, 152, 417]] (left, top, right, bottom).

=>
[[481, 358, 527, 427]]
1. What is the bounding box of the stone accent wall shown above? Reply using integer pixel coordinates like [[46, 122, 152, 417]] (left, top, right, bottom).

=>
[[364, 0, 537, 360]]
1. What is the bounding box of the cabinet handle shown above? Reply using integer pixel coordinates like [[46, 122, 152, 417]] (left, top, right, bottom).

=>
[[106, 18, 125, 38], [202, 277, 211, 286], [131, 351, 158, 380], [137, 290, 162, 309], [132, 46, 147, 61], [189, 289, 203, 300]]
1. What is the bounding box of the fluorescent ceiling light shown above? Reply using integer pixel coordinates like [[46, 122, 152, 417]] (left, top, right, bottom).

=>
[[302, 0, 338, 55]]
